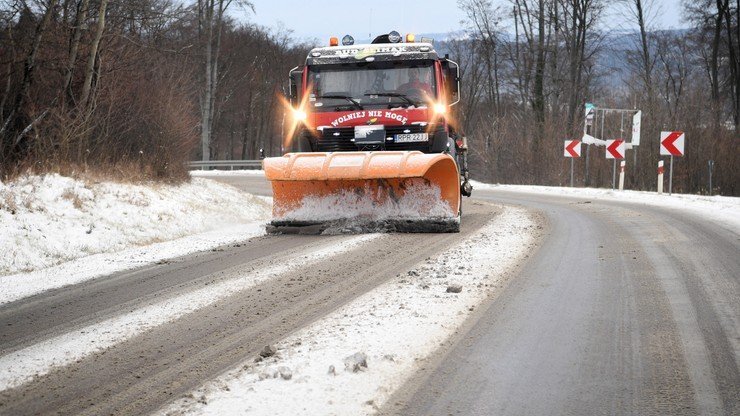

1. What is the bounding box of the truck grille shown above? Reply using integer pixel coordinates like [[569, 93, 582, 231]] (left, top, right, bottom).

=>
[[313, 125, 435, 152]]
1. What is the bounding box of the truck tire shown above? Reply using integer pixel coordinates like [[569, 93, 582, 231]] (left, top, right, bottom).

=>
[[290, 131, 312, 153], [430, 130, 449, 153]]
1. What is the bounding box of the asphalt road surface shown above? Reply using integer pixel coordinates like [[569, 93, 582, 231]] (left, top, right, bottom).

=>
[[384, 189, 739, 416]]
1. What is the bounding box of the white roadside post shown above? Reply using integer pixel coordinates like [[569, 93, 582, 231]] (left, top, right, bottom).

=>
[[657, 160, 664, 194], [618, 161, 626, 191], [669, 156, 674, 195]]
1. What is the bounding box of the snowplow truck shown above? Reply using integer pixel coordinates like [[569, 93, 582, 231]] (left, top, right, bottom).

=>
[[264, 31, 473, 233]]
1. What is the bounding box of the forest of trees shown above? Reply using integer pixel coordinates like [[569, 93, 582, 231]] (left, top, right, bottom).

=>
[[0, 0, 309, 180], [0, 0, 738, 194], [451, 0, 739, 195]]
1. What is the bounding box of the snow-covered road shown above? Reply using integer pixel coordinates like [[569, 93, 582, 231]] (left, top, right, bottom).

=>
[[160, 206, 538, 416], [1, 171, 737, 415], [0, 172, 538, 415]]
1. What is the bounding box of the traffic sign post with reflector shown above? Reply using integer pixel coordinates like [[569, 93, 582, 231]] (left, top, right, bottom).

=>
[[564, 140, 582, 158], [619, 160, 626, 191], [657, 160, 664, 194], [564, 140, 581, 187], [606, 139, 625, 190], [605, 139, 625, 159], [660, 131, 684, 156], [660, 131, 685, 195]]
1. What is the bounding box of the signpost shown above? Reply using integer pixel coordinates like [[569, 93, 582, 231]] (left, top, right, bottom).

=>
[[580, 103, 640, 189], [631, 111, 641, 146], [631, 111, 641, 166], [564, 140, 581, 187], [564, 140, 582, 158], [606, 139, 625, 159], [660, 131, 685, 195], [606, 139, 624, 190], [660, 131, 684, 156], [584, 103, 596, 132], [657, 160, 664, 194], [619, 161, 626, 191]]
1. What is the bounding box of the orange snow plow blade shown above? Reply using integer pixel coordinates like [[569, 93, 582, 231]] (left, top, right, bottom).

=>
[[263, 151, 460, 233]]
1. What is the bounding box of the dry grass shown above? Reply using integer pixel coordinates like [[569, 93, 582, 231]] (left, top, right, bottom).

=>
[[2, 160, 190, 186], [0, 189, 18, 214], [60, 188, 84, 210]]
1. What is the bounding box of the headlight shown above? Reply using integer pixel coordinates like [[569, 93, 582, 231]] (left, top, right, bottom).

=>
[[433, 103, 447, 114], [293, 109, 307, 122]]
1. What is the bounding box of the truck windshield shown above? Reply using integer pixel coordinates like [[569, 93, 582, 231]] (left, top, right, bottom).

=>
[[307, 61, 436, 112]]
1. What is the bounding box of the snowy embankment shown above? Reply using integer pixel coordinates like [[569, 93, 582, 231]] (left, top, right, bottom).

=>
[[160, 206, 539, 416], [473, 182, 740, 233], [0, 174, 271, 301]]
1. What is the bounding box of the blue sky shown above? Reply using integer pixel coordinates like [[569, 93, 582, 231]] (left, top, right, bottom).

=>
[[234, 0, 686, 43]]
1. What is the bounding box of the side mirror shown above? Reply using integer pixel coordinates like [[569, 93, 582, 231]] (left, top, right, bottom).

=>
[[441, 59, 460, 106], [288, 66, 304, 106]]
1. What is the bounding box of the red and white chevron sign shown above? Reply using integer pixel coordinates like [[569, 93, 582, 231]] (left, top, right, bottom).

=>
[[564, 140, 581, 158], [660, 131, 685, 156], [606, 139, 625, 159]]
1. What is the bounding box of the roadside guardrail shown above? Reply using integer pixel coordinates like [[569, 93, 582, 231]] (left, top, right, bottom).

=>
[[186, 160, 263, 170]]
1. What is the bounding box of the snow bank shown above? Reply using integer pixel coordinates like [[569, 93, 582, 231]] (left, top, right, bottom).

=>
[[0, 174, 271, 276], [159, 204, 539, 416], [472, 182, 740, 233], [277, 182, 455, 222]]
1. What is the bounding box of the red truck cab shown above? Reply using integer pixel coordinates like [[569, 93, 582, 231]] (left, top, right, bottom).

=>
[[286, 31, 463, 156]]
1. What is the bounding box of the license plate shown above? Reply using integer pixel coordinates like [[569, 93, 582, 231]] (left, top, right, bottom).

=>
[[394, 133, 428, 143]]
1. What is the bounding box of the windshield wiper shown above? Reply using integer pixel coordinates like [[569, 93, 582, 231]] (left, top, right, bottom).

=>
[[318, 94, 364, 110], [364, 92, 418, 107]]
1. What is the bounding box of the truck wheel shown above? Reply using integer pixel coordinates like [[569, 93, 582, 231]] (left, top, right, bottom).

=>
[[430, 130, 449, 153]]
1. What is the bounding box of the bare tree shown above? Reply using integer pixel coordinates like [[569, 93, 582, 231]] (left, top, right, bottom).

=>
[[79, 0, 108, 108], [459, 0, 504, 114], [2, 0, 58, 157], [619, 0, 656, 101], [197, 0, 253, 161], [62, 0, 90, 104]]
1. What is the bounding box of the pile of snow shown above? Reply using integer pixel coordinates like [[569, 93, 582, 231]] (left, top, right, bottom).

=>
[[0, 174, 271, 275], [472, 182, 740, 233], [277, 181, 455, 222], [160, 204, 539, 416]]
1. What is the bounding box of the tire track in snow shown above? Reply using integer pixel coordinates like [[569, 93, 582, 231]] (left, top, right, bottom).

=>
[[159, 205, 541, 416], [0, 234, 380, 391]]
